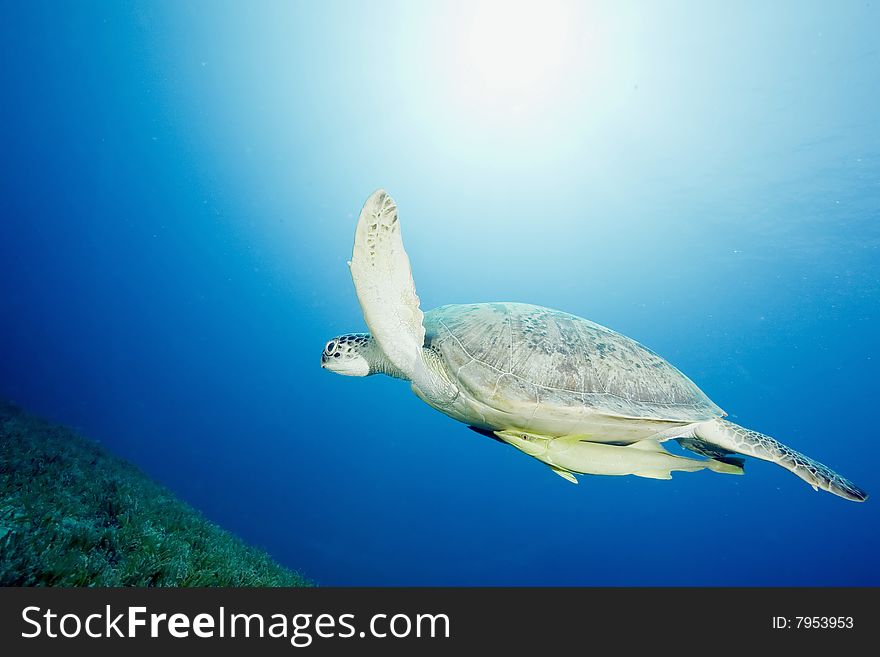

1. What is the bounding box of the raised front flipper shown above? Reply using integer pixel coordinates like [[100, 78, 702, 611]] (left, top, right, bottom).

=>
[[693, 418, 868, 502], [349, 190, 455, 403]]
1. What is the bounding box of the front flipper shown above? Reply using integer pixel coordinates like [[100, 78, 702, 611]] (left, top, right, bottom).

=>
[[694, 418, 868, 502], [349, 190, 454, 402]]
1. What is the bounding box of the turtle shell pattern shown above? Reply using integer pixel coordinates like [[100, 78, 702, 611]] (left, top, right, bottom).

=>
[[423, 302, 724, 422]]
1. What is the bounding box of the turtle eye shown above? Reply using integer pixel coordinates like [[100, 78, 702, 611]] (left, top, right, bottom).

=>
[[326, 341, 337, 354]]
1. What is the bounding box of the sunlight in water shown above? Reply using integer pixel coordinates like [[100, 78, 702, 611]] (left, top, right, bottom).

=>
[[446, 1, 577, 118]]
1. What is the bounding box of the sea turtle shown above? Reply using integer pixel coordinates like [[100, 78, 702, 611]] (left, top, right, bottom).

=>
[[321, 190, 867, 502]]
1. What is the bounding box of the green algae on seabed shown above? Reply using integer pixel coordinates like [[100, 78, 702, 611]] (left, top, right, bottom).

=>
[[0, 402, 311, 587]]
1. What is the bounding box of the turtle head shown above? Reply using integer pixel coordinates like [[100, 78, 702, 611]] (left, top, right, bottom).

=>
[[320, 333, 373, 377], [320, 332, 410, 380]]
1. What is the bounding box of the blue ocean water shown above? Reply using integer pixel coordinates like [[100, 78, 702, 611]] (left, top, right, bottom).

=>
[[1, 1, 878, 585]]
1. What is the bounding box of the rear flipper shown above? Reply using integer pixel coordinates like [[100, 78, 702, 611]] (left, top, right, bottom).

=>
[[693, 418, 868, 502]]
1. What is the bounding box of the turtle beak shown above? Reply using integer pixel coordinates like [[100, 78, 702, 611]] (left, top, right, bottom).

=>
[[320, 353, 327, 368]]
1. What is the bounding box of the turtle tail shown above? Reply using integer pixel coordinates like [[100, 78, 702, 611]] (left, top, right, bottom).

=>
[[693, 418, 868, 502]]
